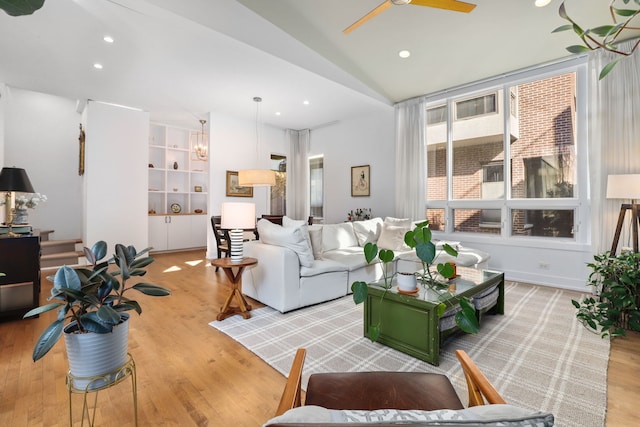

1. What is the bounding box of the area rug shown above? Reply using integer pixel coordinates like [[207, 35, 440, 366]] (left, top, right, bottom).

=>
[[210, 282, 610, 427]]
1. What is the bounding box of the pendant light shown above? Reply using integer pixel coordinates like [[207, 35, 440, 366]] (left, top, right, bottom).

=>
[[191, 119, 208, 161], [238, 97, 276, 187]]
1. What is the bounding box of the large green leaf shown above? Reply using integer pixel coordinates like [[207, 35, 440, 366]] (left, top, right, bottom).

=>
[[415, 241, 435, 264], [378, 249, 394, 264], [132, 282, 171, 296], [22, 301, 63, 318], [455, 298, 479, 334], [437, 262, 455, 279], [566, 45, 591, 54], [363, 243, 378, 264], [32, 318, 63, 361], [351, 281, 368, 305], [0, 0, 45, 16], [368, 325, 380, 342], [612, 7, 639, 17], [53, 265, 82, 290], [599, 59, 622, 80]]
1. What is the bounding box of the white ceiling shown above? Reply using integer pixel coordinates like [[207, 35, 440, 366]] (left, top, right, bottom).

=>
[[0, 0, 612, 130]]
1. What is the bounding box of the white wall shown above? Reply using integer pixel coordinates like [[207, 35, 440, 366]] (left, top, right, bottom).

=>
[[4, 87, 82, 239], [310, 110, 395, 224], [84, 102, 149, 252]]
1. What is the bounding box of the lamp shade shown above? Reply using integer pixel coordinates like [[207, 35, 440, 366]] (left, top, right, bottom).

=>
[[221, 202, 256, 230], [0, 167, 35, 193], [238, 169, 276, 187], [606, 174, 640, 199]]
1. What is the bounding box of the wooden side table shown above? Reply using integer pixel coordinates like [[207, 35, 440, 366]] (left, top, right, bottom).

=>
[[211, 257, 257, 321]]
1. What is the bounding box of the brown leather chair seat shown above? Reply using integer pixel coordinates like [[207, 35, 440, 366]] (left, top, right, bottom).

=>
[[305, 371, 464, 411]]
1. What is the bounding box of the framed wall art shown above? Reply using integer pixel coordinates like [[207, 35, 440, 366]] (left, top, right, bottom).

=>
[[226, 170, 253, 197], [351, 165, 370, 197]]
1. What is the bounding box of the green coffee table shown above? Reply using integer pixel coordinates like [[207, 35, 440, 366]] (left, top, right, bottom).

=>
[[364, 267, 504, 366]]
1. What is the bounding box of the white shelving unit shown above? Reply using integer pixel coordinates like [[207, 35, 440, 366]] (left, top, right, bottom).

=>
[[148, 123, 208, 251]]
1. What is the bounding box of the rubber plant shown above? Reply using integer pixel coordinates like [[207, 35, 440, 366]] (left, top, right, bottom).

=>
[[554, 0, 640, 79], [572, 250, 640, 338], [23, 241, 171, 361]]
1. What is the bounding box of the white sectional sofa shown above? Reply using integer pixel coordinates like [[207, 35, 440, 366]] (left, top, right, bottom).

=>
[[241, 217, 490, 313]]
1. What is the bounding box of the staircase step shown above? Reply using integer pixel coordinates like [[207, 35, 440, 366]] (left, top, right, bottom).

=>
[[41, 239, 83, 256], [40, 251, 84, 269]]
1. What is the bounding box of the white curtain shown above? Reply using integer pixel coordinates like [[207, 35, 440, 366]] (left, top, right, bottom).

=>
[[589, 39, 640, 254], [394, 97, 426, 220], [286, 128, 310, 220]]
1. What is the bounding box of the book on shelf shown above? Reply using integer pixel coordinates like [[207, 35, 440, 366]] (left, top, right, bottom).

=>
[[0, 224, 33, 235]]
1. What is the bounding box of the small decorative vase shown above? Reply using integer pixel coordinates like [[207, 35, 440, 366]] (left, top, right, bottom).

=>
[[173, 161, 178, 170], [13, 208, 28, 224], [397, 272, 417, 292]]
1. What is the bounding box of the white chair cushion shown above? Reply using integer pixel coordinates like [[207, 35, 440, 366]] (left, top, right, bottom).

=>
[[352, 217, 383, 246], [257, 219, 314, 268]]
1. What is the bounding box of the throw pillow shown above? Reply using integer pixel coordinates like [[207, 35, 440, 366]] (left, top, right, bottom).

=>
[[282, 215, 313, 254], [322, 223, 359, 252], [377, 222, 410, 251], [352, 217, 383, 246], [384, 216, 412, 227], [257, 219, 314, 268]]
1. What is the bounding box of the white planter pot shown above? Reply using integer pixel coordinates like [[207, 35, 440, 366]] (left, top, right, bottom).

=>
[[64, 313, 130, 391], [397, 272, 417, 292]]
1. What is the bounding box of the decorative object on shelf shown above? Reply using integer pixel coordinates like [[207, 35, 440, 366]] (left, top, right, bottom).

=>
[[173, 161, 178, 170], [238, 97, 276, 187], [173, 187, 178, 192], [190, 119, 208, 161], [78, 123, 85, 176], [554, 0, 640, 79], [0, 167, 36, 225], [194, 209, 203, 214], [194, 185, 202, 192], [347, 208, 371, 221], [226, 170, 253, 197], [606, 174, 640, 254], [573, 250, 640, 338], [23, 241, 171, 384], [148, 163, 154, 168], [351, 165, 370, 197], [170, 203, 182, 213], [221, 202, 256, 263]]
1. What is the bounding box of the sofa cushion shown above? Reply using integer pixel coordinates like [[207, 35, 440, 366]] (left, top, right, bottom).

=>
[[377, 222, 410, 252], [322, 223, 359, 252], [264, 404, 554, 426], [383, 216, 412, 227], [322, 247, 369, 272], [308, 225, 323, 260], [300, 259, 348, 277], [283, 215, 313, 256], [257, 219, 314, 268], [352, 218, 383, 246]]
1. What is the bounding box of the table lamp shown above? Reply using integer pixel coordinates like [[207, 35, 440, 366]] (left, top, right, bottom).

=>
[[0, 167, 35, 225], [606, 174, 640, 254], [221, 202, 256, 263]]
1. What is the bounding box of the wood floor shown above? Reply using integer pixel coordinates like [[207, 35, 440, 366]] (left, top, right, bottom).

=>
[[0, 250, 637, 426]]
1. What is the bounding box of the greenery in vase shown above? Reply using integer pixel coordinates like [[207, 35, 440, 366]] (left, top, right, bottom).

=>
[[23, 241, 171, 361], [554, 0, 640, 79], [572, 250, 640, 338]]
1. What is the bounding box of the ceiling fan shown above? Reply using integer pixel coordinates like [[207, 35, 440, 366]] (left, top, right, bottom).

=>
[[343, 0, 476, 34]]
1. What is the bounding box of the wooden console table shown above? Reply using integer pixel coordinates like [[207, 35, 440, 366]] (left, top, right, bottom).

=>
[[0, 235, 40, 321], [211, 257, 257, 321]]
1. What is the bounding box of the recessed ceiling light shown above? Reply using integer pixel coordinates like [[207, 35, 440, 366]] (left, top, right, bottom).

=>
[[534, 0, 552, 7], [103, 35, 114, 43], [93, 63, 103, 69], [398, 50, 411, 59], [303, 100, 310, 105], [275, 112, 281, 116]]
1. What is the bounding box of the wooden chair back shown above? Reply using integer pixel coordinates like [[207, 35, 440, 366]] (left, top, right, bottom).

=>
[[455, 349, 506, 406]]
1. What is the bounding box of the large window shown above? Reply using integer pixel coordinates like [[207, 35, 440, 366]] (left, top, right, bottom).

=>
[[425, 65, 584, 241], [309, 155, 324, 219]]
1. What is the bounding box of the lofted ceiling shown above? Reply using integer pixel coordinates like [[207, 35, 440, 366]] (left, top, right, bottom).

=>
[[0, 0, 612, 130]]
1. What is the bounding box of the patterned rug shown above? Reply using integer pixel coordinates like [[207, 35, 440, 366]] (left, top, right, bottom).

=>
[[210, 282, 610, 427]]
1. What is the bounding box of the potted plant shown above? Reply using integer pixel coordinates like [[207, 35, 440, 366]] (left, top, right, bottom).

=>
[[23, 241, 171, 389], [572, 250, 640, 338], [403, 221, 479, 334]]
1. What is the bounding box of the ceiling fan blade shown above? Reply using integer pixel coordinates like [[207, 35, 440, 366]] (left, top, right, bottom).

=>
[[343, 0, 393, 34], [409, 0, 476, 13]]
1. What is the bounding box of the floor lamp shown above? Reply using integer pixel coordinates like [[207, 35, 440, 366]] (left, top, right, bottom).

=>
[[607, 174, 640, 254]]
